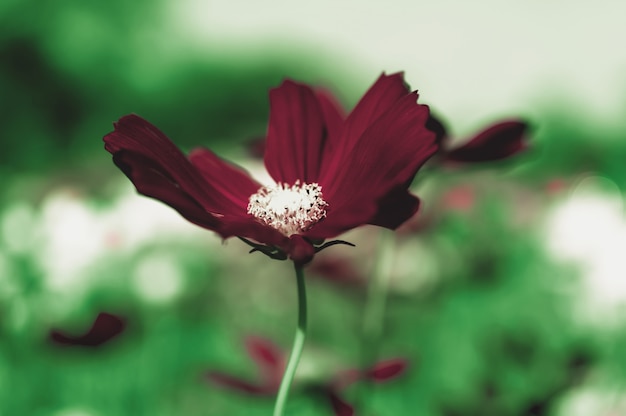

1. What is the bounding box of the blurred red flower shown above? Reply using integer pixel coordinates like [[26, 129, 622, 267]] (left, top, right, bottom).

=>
[[427, 114, 529, 164], [49, 312, 126, 347], [205, 335, 408, 416], [206, 336, 285, 396], [104, 73, 437, 264]]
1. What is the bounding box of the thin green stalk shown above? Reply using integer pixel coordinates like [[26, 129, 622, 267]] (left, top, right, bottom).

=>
[[357, 230, 395, 411], [273, 263, 307, 416], [362, 230, 395, 348]]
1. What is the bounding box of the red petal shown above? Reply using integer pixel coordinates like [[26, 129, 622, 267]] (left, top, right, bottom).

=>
[[112, 151, 223, 231], [178, 148, 288, 246], [105, 115, 220, 212], [445, 120, 528, 163], [188, 147, 261, 211], [206, 372, 273, 395], [365, 358, 408, 382], [104, 115, 286, 246], [218, 215, 288, 249], [368, 187, 421, 229], [104, 115, 229, 214], [328, 391, 355, 416], [324, 73, 409, 170], [244, 336, 284, 374], [316, 87, 346, 151], [50, 312, 125, 347], [331, 368, 362, 390], [310, 93, 437, 239], [264, 80, 328, 184]]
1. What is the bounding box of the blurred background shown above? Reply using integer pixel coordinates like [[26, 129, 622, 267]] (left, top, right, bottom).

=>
[[2, 0, 626, 415]]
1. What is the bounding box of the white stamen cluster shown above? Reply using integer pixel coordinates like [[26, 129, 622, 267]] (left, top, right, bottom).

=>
[[247, 180, 328, 236]]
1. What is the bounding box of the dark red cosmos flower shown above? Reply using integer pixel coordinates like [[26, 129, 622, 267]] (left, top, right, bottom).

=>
[[427, 113, 529, 164], [206, 335, 408, 416], [104, 73, 437, 265]]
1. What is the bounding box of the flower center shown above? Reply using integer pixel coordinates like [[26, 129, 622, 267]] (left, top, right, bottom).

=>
[[247, 180, 328, 236]]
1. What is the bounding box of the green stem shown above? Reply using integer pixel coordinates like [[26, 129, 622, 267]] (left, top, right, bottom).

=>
[[273, 263, 307, 416], [357, 230, 395, 410], [362, 230, 395, 348]]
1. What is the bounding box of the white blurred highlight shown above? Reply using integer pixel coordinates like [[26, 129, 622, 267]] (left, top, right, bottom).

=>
[[34, 185, 210, 294], [132, 253, 184, 303], [39, 190, 104, 291], [558, 387, 626, 416], [545, 176, 626, 325]]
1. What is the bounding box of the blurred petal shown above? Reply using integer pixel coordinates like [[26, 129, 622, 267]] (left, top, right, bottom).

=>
[[445, 120, 529, 163], [205, 336, 285, 396], [328, 391, 355, 416], [206, 372, 272, 395], [331, 368, 362, 390], [425, 113, 448, 145], [368, 186, 421, 229], [365, 358, 408, 382], [264, 80, 328, 183], [245, 336, 284, 374], [50, 312, 125, 347]]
